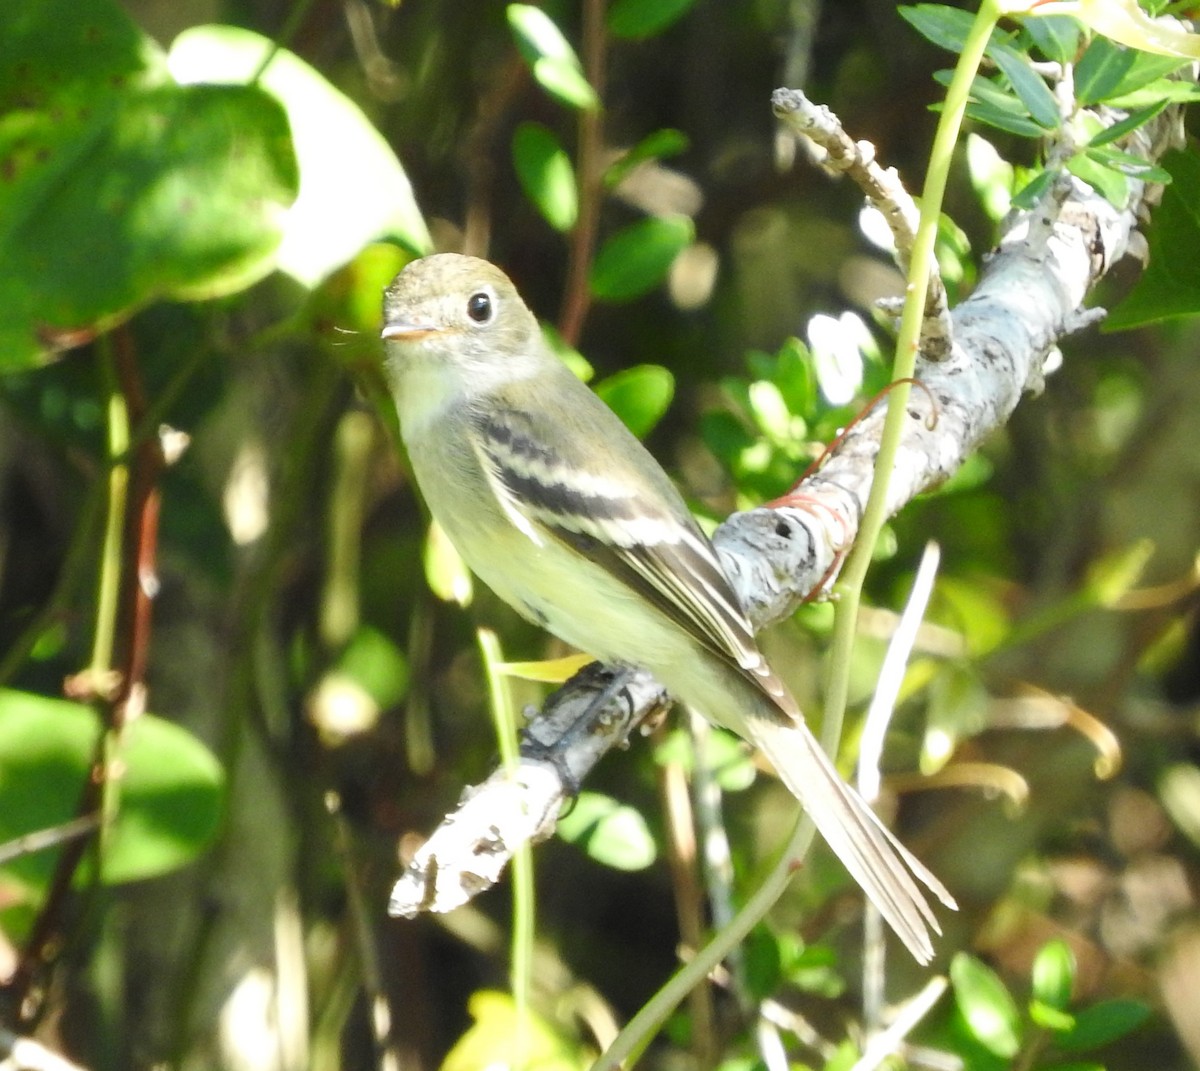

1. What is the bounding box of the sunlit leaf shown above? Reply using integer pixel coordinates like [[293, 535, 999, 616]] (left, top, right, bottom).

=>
[[334, 626, 410, 711], [967, 134, 1015, 222], [168, 24, 431, 288], [511, 121, 578, 232], [442, 991, 590, 1071], [589, 215, 694, 302], [950, 953, 1023, 1059], [1031, 938, 1076, 1011], [596, 365, 674, 438], [0, 82, 297, 369], [556, 791, 656, 870], [496, 653, 594, 683], [1066, 149, 1128, 205], [424, 520, 473, 607], [0, 689, 224, 897], [506, 5, 598, 110], [1106, 77, 1200, 108], [1084, 538, 1154, 606], [1029, 999, 1076, 1031], [1062, 0, 1200, 60], [542, 322, 595, 381], [1158, 763, 1200, 849]]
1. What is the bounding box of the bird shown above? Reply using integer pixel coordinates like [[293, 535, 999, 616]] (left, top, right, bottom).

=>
[[380, 252, 954, 963]]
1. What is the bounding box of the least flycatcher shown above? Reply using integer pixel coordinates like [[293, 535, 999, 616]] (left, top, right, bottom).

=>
[[381, 253, 954, 963]]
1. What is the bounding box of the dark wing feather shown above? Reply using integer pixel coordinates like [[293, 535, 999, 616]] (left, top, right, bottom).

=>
[[472, 404, 795, 713]]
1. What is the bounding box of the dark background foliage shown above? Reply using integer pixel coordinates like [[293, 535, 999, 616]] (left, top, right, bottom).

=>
[[2, 1, 1200, 1069]]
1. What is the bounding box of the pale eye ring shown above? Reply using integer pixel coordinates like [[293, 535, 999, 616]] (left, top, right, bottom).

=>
[[466, 290, 494, 325]]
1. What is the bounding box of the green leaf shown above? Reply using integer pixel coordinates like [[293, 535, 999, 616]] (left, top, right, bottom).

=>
[[332, 626, 409, 711], [1106, 77, 1200, 108], [1108, 147, 1200, 328], [1084, 145, 1171, 184], [506, 4, 598, 110], [0, 0, 165, 110], [0, 689, 224, 896], [511, 121, 578, 232], [990, 46, 1059, 129], [556, 791, 656, 870], [747, 379, 794, 443], [588, 215, 693, 301], [424, 520, 473, 606], [1074, 36, 1139, 105], [964, 99, 1047, 139], [967, 133, 1015, 222], [1030, 1000, 1076, 1032], [900, 5, 1015, 55], [541, 322, 594, 381], [1031, 938, 1076, 1011], [604, 128, 690, 188], [1106, 51, 1191, 98], [168, 25, 432, 287], [1012, 167, 1059, 210], [1066, 149, 1129, 205], [607, 0, 698, 40], [653, 726, 757, 791], [1158, 762, 1200, 848], [0, 82, 298, 369], [532, 57, 600, 111], [742, 926, 783, 1000], [1056, 999, 1151, 1051], [594, 365, 674, 438], [950, 953, 1023, 1059], [1086, 99, 1170, 147], [1021, 14, 1082, 64], [933, 70, 1046, 137]]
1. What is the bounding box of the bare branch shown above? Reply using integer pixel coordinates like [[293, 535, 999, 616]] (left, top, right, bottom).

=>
[[772, 87, 954, 361]]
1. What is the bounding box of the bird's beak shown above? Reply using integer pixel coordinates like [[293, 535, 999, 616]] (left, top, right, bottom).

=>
[[381, 318, 440, 341]]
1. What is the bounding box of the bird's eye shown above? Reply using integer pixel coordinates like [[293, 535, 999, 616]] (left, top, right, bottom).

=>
[[466, 290, 494, 325]]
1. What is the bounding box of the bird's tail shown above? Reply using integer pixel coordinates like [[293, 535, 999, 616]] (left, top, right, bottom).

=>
[[745, 713, 956, 964]]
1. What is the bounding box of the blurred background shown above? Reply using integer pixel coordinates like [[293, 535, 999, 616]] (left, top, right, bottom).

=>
[[2, 0, 1200, 1068]]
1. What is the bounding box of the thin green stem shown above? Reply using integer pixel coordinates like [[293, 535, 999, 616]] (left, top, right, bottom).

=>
[[249, 0, 319, 83], [91, 345, 129, 684], [592, 813, 817, 1071], [92, 342, 135, 877], [478, 628, 535, 1066], [822, 0, 1000, 743]]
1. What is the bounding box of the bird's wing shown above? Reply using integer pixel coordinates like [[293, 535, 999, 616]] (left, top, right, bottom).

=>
[[471, 403, 796, 713]]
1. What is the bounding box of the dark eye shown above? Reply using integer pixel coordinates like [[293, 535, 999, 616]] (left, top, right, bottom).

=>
[[466, 290, 494, 324]]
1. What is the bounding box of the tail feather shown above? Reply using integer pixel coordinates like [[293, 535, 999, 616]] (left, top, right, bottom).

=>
[[746, 715, 956, 964]]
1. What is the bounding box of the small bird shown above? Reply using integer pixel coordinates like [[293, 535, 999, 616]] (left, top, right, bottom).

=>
[[381, 253, 954, 962]]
